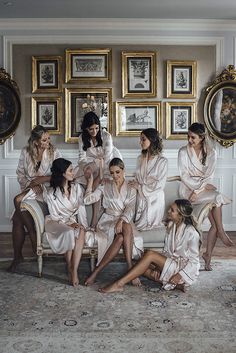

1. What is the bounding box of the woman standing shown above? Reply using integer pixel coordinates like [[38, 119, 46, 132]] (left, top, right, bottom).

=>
[[178, 122, 233, 271], [84, 158, 143, 286], [43, 158, 87, 287], [100, 199, 200, 293], [129, 128, 168, 230], [75, 112, 122, 228], [8, 125, 61, 272]]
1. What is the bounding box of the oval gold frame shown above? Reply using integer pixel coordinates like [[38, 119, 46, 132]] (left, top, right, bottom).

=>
[[204, 65, 236, 148]]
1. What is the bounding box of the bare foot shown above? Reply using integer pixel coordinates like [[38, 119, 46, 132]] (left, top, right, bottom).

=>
[[218, 232, 234, 247], [202, 253, 213, 271], [71, 270, 79, 287], [98, 282, 124, 294], [84, 272, 97, 286], [131, 277, 142, 287], [7, 257, 24, 272]]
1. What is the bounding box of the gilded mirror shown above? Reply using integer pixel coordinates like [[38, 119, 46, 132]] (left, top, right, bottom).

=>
[[204, 65, 236, 148]]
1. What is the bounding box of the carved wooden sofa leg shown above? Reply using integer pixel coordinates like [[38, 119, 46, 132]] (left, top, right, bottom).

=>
[[38, 252, 43, 278], [90, 249, 97, 272]]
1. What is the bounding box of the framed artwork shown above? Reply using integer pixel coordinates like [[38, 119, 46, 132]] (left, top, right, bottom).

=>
[[65, 48, 112, 83], [65, 88, 112, 143], [165, 102, 196, 139], [32, 56, 62, 93], [122, 51, 156, 98], [31, 97, 62, 135], [116, 101, 161, 136], [167, 60, 197, 98], [0, 68, 21, 144]]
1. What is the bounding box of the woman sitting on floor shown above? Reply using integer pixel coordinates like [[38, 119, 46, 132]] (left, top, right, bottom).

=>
[[100, 199, 200, 293]]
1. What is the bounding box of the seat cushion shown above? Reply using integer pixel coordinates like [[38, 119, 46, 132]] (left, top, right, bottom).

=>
[[140, 225, 166, 247]]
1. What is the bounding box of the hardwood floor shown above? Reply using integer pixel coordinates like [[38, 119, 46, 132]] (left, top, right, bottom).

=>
[[0, 232, 235, 260]]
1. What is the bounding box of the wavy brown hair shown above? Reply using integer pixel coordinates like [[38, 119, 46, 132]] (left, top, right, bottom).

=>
[[188, 123, 207, 166], [141, 128, 163, 156]]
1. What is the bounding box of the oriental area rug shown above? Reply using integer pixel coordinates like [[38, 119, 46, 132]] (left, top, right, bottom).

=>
[[0, 258, 235, 353]]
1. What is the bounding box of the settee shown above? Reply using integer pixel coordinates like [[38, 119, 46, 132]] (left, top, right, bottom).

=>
[[20, 176, 213, 277]]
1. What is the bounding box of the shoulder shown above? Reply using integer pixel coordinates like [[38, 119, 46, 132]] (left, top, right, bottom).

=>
[[157, 155, 168, 165], [186, 224, 200, 239], [101, 129, 111, 140], [178, 145, 187, 155]]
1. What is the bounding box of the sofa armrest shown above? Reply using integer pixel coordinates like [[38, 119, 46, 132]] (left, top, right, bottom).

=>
[[20, 199, 48, 248]]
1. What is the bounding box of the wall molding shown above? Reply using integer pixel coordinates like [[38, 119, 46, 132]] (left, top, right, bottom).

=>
[[232, 174, 236, 218], [3, 175, 18, 218], [0, 18, 236, 32]]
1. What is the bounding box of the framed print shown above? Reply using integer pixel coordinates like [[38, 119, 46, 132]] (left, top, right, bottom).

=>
[[122, 51, 156, 98], [32, 56, 62, 93], [165, 102, 196, 139], [167, 60, 197, 98], [0, 68, 21, 144], [116, 101, 161, 136], [65, 88, 112, 143], [65, 48, 111, 83], [31, 97, 62, 135]]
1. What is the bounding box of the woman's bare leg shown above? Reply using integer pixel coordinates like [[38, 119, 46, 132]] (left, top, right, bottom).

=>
[[85, 233, 124, 286], [122, 222, 141, 287], [65, 250, 73, 283], [7, 211, 26, 272], [90, 201, 100, 229], [100, 250, 167, 293], [202, 211, 217, 271], [211, 206, 233, 246], [71, 229, 85, 287]]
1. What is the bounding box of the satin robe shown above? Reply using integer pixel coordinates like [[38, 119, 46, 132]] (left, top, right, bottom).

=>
[[16, 147, 61, 192], [84, 180, 143, 264], [160, 222, 200, 290], [43, 183, 88, 254], [75, 129, 122, 185], [134, 154, 168, 230], [178, 145, 231, 206]]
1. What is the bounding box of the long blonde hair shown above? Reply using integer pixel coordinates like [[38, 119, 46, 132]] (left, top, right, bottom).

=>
[[26, 125, 54, 170]]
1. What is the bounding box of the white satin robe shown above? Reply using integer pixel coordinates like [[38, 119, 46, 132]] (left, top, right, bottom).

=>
[[84, 180, 143, 264], [75, 129, 122, 185], [178, 145, 231, 206], [134, 154, 168, 230], [16, 147, 61, 192], [43, 183, 88, 254], [160, 222, 200, 290]]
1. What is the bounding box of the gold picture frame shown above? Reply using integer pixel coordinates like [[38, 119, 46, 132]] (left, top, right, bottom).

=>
[[31, 97, 62, 135], [116, 101, 161, 136], [167, 60, 197, 98], [32, 56, 62, 93], [65, 48, 112, 83], [165, 102, 196, 140], [122, 51, 157, 98], [65, 88, 112, 143]]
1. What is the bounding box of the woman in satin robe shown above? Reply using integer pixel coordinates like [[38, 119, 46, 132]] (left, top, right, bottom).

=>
[[8, 125, 61, 272], [178, 122, 233, 271], [129, 128, 167, 230], [44, 158, 87, 287], [100, 199, 200, 293], [74, 112, 122, 228], [84, 158, 143, 286]]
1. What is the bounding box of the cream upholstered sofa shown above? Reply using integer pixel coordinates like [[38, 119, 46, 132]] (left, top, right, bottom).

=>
[[20, 176, 213, 277]]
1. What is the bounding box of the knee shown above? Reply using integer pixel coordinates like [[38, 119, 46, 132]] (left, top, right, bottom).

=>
[[145, 250, 156, 259], [14, 194, 23, 209]]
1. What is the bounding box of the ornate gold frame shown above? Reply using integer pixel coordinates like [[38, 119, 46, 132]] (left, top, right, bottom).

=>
[[204, 65, 236, 148], [165, 101, 196, 140], [65, 88, 112, 143], [116, 101, 161, 136], [31, 97, 62, 135], [167, 60, 197, 99], [32, 56, 62, 93], [65, 48, 112, 83], [122, 51, 157, 98]]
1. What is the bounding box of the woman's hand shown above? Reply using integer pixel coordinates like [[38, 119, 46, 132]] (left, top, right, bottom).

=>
[[205, 183, 216, 191], [70, 223, 84, 230], [115, 219, 123, 234], [128, 180, 139, 190], [189, 191, 197, 202], [169, 273, 182, 285], [29, 176, 50, 187]]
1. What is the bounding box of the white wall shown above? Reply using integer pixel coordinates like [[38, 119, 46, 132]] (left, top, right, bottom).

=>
[[0, 19, 236, 231]]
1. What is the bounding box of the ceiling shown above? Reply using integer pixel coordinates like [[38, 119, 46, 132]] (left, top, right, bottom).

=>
[[0, 0, 236, 20]]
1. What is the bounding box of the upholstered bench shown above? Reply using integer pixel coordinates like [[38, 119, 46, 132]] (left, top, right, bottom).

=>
[[20, 176, 213, 277]]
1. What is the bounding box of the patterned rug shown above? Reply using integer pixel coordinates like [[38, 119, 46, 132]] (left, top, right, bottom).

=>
[[0, 258, 235, 353]]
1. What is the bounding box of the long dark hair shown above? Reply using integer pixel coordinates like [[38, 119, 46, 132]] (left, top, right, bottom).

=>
[[141, 128, 163, 156], [81, 112, 103, 151], [50, 158, 72, 198], [188, 123, 207, 166]]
